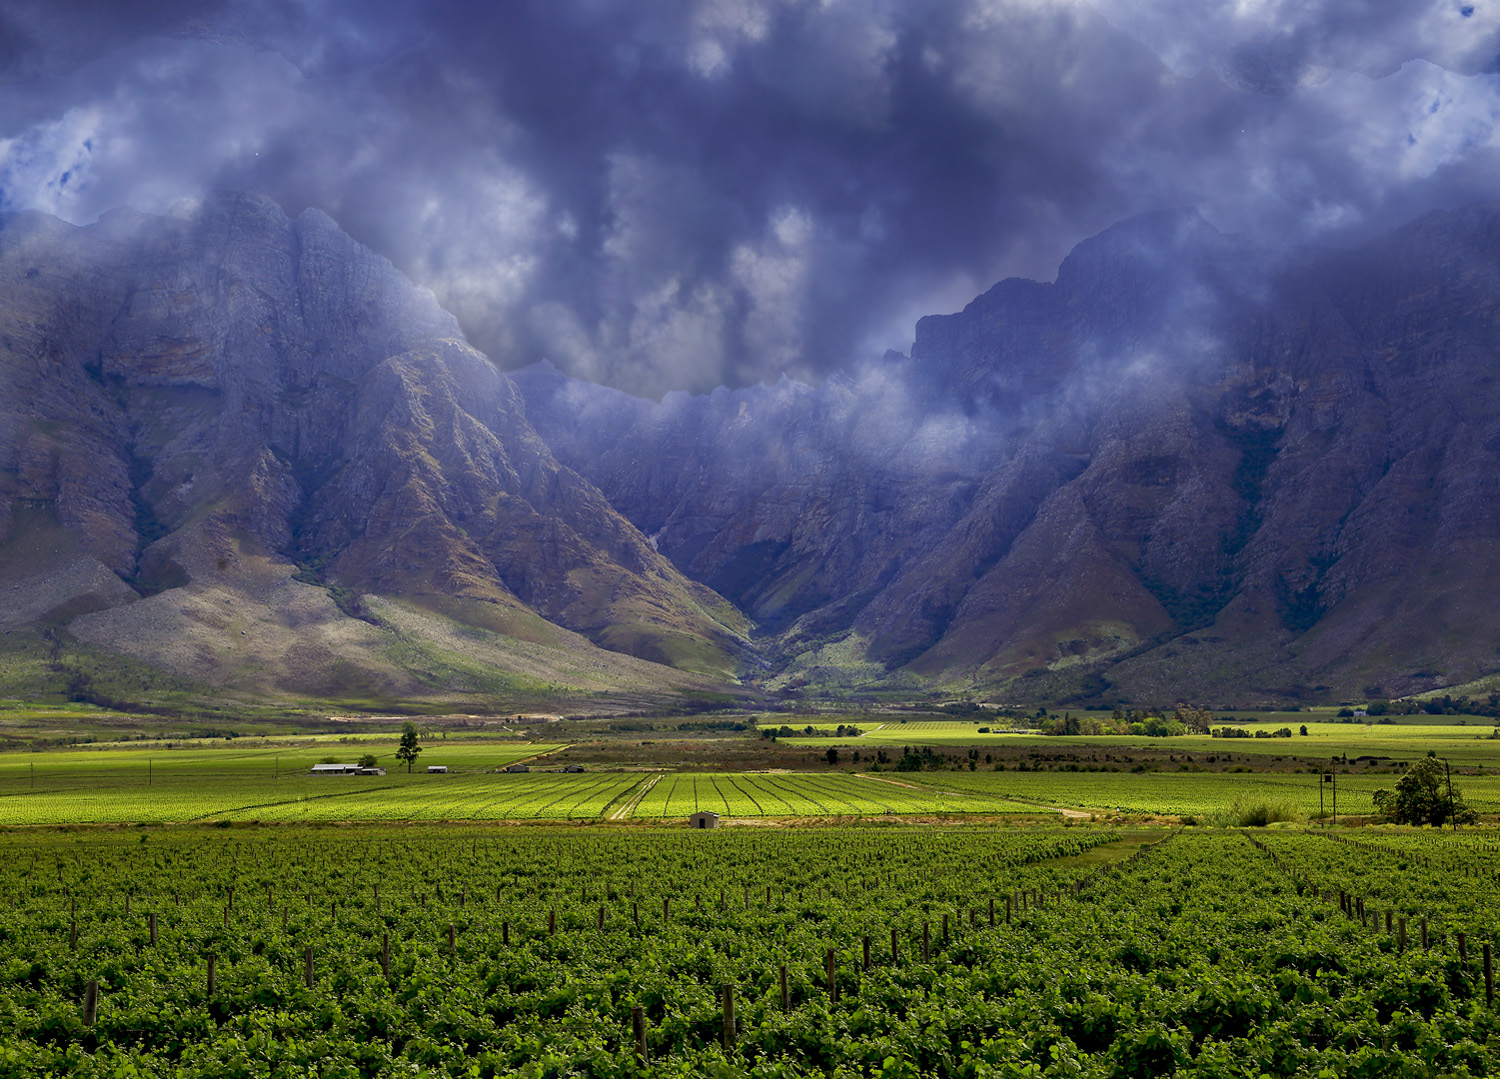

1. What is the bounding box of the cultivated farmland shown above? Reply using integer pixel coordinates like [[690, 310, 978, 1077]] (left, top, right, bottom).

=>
[[5, 826, 1499, 1075]]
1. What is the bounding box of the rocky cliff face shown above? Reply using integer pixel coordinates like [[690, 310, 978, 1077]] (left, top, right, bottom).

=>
[[0, 194, 747, 704], [516, 204, 1500, 705], [10, 193, 1500, 708]]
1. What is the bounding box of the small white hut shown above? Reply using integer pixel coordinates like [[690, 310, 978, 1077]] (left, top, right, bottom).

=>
[[689, 810, 721, 830]]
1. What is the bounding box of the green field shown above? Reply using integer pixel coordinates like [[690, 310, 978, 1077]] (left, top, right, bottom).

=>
[[6, 738, 1500, 823], [781, 716, 1500, 765], [901, 768, 1500, 817], [626, 772, 1040, 818], [0, 741, 565, 825]]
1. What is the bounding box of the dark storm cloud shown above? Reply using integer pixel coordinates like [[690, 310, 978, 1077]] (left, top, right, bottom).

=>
[[3, 0, 1500, 395]]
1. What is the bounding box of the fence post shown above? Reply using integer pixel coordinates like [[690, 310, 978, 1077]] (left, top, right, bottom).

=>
[[722, 984, 736, 1050], [826, 948, 838, 1003], [381, 932, 390, 980], [304, 945, 314, 988], [862, 936, 871, 971], [922, 922, 930, 963], [989, 897, 995, 927], [206, 954, 216, 998], [780, 964, 790, 1012], [82, 979, 98, 1027], [1485, 943, 1494, 1006], [150, 912, 157, 946], [1398, 918, 1407, 953], [632, 1004, 647, 1063]]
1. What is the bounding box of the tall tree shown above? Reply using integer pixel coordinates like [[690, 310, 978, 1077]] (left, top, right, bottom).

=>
[[1373, 757, 1476, 826], [396, 722, 422, 773]]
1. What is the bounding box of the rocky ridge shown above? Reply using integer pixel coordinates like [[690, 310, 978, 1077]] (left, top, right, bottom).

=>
[[0, 193, 747, 705], [516, 204, 1500, 704]]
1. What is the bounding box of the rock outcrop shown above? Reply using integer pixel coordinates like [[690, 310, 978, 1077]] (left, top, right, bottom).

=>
[[0, 194, 747, 704], [516, 203, 1500, 705]]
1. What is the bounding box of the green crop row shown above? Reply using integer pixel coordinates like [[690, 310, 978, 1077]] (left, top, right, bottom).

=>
[[0, 827, 1496, 1075]]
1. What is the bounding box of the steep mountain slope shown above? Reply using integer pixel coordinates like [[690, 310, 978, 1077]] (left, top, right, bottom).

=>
[[516, 204, 1500, 705], [0, 194, 747, 706]]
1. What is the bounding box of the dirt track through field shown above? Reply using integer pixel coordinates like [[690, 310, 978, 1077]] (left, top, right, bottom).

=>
[[609, 774, 659, 820]]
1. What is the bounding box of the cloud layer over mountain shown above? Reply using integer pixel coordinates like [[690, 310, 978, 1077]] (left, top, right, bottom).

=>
[[3, 0, 1500, 395]]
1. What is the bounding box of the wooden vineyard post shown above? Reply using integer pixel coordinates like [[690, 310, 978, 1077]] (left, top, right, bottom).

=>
[[942, 913, 950, 944], [721, 984, 736, 1051], [125, 895, 131, 916], [633, 902, 640, 927], [826, 949, 838, 1003], [1398, 918, 1407, 953], [597, 905, 605, 930], [304, 946, 314, 988], [922, 922, 930, 963], [1485, 943, 1494, 1006], [862, 936, 871, 971], [282, 908, 289, 931], [890, 927, 898, 964], [780, 964, 790, 1012], [1458, 932, 1468, 964], [1006, 896, 1012, 924], [549, 909, 556, 936], [150, 912, 157, 947], [381, 932, 390, 980], [375, 884, 380, 914], [448, 924, 456, 956], [632, 1005, 647, 1063], [502, 921, 510, 946], [970, 908, 978, 930], [206, 954, 216, 999], [1422, 918, 1429, 951], [1385, 911, 1392, 934], [663, 897, 670, 922], [70, 918, 77, 950], [82, 979, 98, 1027], [989, 897, 995, 927]]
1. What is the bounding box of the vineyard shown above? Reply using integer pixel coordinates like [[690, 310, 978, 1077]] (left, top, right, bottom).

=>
[[3, 825, 1498, 1076], [900, 769, 1500, 818], [0, 763, 1047, 825]]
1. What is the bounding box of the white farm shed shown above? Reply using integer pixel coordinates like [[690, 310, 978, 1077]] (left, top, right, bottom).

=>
[[689, 811, 721, 830]]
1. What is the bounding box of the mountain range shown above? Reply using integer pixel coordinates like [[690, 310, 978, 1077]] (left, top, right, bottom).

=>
[[5, 192, 1500, 710]]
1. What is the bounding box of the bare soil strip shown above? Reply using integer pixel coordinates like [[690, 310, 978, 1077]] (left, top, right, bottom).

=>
[[608, 773, 659, 820]]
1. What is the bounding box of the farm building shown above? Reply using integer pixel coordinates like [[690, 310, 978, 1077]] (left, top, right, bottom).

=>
[[504, 764, 530, 773], [689, 811, 721, 830], [311, 763, 386, 776], [563, 764, 586, 773], [426, 765, 449, 773]]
